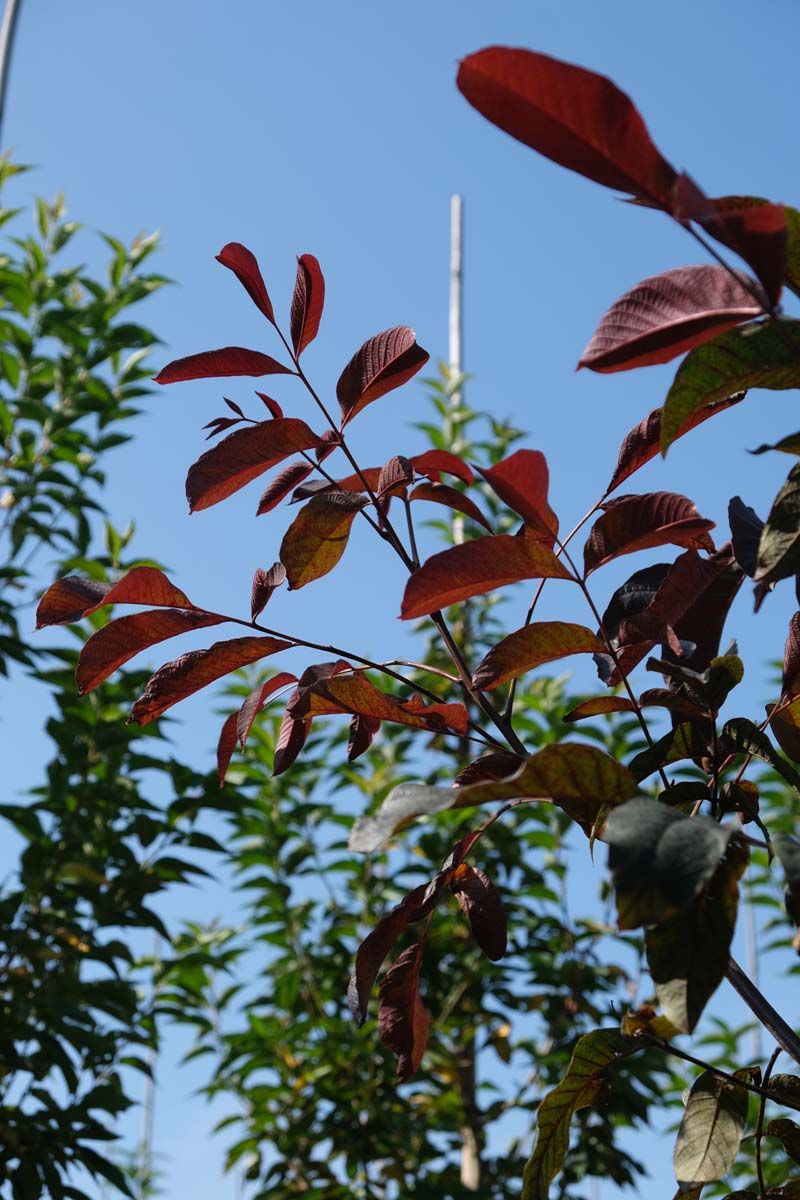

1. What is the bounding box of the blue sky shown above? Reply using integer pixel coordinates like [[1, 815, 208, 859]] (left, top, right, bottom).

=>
[[5, 0, 800, 1195]]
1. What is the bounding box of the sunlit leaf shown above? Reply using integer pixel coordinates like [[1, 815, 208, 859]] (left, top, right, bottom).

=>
[[290, 253, 325, 355], [473, 621, 603, 690], [155, 346, 293, 384], [215, 242, 276, 324], [584, 493, 715, 576], [76, 609, 225, 694], [336, 326, 429, 428], [476, 449, 558, 539], [400, 534, 573, 620], [256, 461, 313, 515], [36, 566, 194, 627], [410, 481, 491, 531], [457, 47, 676, 206], [608, 395, 743, 493], [563, 696, 636, 722], [186, 418, 324, 512], [279, 490, 368, 588], [250, 562, 286, 620]]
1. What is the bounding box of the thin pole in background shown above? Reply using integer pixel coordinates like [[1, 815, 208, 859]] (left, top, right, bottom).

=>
[[449, 194, 465, 546], [0, 0, 21, 148]]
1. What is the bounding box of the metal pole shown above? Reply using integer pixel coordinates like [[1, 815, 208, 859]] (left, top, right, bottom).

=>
[[0, 0, 21, 149]]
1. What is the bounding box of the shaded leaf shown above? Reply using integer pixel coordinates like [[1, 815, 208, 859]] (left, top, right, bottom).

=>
[[728, 496, 764, 577], [769, 698, 800, 763], [216, 712, 239, 787], [766, 1119, 800, 1165], [608, 395, 744, 492], [287, 670, 469, 736], [36, 566, 193, 627], [702, 195, 788, 308], [645, 840, 746, 1032], [661, 319, 800, 453], [279, 490, 368, 588], [784, 612, 800, 696], [476, 449, 558, 539], [400, 534, 573, 620], [250, 562, 286, 620], [722, 716, 800, 791], [605, 797, 735, 928], [76, 609, 224, 694], [290, 253, 324, 355], [453, 752, 525, 786], [155, 346, 292, 384], [215, 242, 275, 324], [186, 418, 323, 512], [377, 454, 414, 497], [130, 635, 292, 725], [349, 743, 637, 852], [755, 462, 800, 584], [749, 431, 800, 457], [410, 481, 491, 530], [348, 883, 430, 1025], [347, 713, 381, 762], [521, 1030, 639, 1200], [580, 266, 764, 374], [457, 46, 676, 206], [236, 672, 297, 748], [273, 707, 310, 776], [451, 863, 507, 960], [584, 493, 715, 576], [473, 621, 603, 691], [336, 326, 429, 428], [378, 943, 430, 1081], [256, 461, 313, 515], [628, 722, 709, 783], [673, 1069, 749, 1184]]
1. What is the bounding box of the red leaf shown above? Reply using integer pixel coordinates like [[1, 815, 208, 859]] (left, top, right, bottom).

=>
[[336, 326, 429, 428], [607, 394, 744, 493], [316, 429, 339, 462], [563, 696, 637, 722], [76, 609, 224, 694], [578, 266, 764, 374], [290, 253, 325, 356], [288, 670, 469, 736], [451, 863, 507, 961], [348, 713, 381, 762], [695, 192, 788, 308], [378, 942, 430, 1081], [583, 493, 715, 576], [400, 534, 573, 620], [377, 455, 414, 497], [273, 707, 310, 776], [783, 613, 800, 697], [203, 416, 241, 440], [256, 391, 284, 418], [476, 449, 558, 539], [130, 635, 291, 725], [411, 450, 475, 485], [215, 242, 275, 324], [236, 672, 298, 747], [36, 566, 194, 628], [280, 490, 368, 588], [473, 621, 604, 691], [250, 562, 287, 619], [216, 712, 239, 786], [333, 467, 382, 492], [256, 461, 313, 515], [453, 752, 524, 786], [457, 46, 677, 206], [186, 418, 323, 512], [409, 482, 491, 531], [155, 347, 292, 384]]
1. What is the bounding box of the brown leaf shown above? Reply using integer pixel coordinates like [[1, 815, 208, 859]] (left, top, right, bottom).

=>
[[280, 490, 368, 588], [251, 562, 287, 620], [36, 566, 194, 628], [186, 418, 324, 512], [409, 482, 491, 531], [607, 394, 744, 493], [563, 696, 637, 722], [473, 621, 603, 691], [336, 326, 429, 427], [579, 266, 764, 374], [457, 46, 677, 206], [477, 449, 558, 539], [130, 635, 291, 725], [451, 863, 507, 960], [288, 670, 469, 736], [400, 534, 573, 620], [348, 883, 430, 1025], [378, 942, 430, 1081], [215, 242, 275, 324], [272, 707, 310, 776], [76, 609, 224, 694], [290, 253, 325, 355], [155, 347, 292, 384], [453, 752, 525, 785], [784, 613, 800, 697], [347, 713, 381, 762], [256, 462, 313, 515], [584, 493, 715, 576]]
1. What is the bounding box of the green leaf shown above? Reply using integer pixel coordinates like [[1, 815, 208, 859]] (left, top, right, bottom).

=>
[[673, 1068, 749, 1184], [521, 1030, 639, 1200], [645, 839, 746, 1032], [754, 462, 800, 584], [661, 319, 800, 452], [605, 797, 735, 928]]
